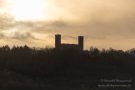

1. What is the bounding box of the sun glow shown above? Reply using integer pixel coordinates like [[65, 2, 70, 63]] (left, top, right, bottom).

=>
[[9, 0, 51, 21]]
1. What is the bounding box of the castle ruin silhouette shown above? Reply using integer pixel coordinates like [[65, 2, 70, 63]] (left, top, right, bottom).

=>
[[55, 34, 84, 51]]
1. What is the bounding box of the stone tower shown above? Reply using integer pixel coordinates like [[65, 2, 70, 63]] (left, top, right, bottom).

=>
[[55, 34, 61, 49], [78, 36, 84, 51]]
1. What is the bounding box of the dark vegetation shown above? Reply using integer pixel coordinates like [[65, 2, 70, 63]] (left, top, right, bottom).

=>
[[0, 45, 135, 89]]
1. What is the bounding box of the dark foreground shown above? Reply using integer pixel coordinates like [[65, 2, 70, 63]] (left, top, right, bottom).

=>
[[0, 46, 135, 90]]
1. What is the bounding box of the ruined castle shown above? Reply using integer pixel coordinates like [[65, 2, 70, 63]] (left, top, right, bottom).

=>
[[55, 34, 84, 51]]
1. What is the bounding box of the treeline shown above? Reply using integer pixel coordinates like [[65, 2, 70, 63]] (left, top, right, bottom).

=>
[[0, 45, 135, 78]]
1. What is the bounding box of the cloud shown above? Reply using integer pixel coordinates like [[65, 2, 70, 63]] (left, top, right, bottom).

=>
[[0, 14, 14, 30], [0, 0, 135, 50], [0, 0, 4, 7], [10, 32, 37, 40]]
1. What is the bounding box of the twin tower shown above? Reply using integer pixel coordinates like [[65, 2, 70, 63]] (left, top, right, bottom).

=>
[[55, 34, 84, 51]]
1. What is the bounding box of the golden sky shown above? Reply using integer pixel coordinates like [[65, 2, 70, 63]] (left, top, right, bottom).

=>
[[0, 0, 135, 50]]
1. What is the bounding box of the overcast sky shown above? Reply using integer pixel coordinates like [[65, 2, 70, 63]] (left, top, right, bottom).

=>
[[0, 0, 135, 50]]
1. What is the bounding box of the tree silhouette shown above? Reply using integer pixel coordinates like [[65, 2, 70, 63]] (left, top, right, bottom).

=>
[[0, 45, 134, 89]]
